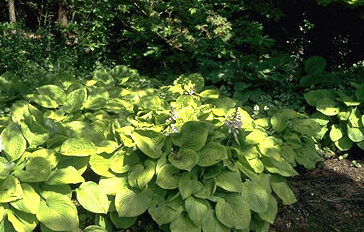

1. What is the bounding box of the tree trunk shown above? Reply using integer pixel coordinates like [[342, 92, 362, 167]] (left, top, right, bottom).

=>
[[57, 1, 68, 27], [8, 0, 16, 23]]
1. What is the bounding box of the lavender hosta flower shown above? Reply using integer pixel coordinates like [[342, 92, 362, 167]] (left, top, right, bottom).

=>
[[225, 110, 242, 137], [168, 106, 178, 123]]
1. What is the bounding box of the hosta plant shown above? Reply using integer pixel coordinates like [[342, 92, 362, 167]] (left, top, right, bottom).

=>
[[0, 66, 321, 232], [304, 84, 364, 153]]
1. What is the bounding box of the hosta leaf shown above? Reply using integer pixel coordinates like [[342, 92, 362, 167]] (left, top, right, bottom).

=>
[[40, 184, 72, 200], [270, 175, 297, 205], [246, 158, 264, 173], [7, 209, 37, 232], [37, 85, 66, 104], [329, 124, 343, 142], [148, 200, 182, 225], [84, 87, 109, 110], [304, 89, 334, 107], [115, 187, 152, 217], [33, 95, 59, 109], [128, 160, 155, 189], [13, 157, 51, 182], [110, 150, 140, 174], [304, 56, 326, 74], [169, 148, 199, 171], [170, 213, 200, 232], [335, 136, 353, 151], [63, 88, 87, 113], [244, 175, 271, 213], [174, 73, 205, 92], [355, 84, 364, 102], [0, 176, 23, 203], [57, 156, 89, 174], [270, 109, 297, 132], [245, 129, 268, 145], [109, 212, 137, 229], [349, 108, 361, 127], [89, 153, 114, 177], [96, 140, 119, 154], [36, 194, 79, 231], [84, 225, 107, 232], [178, 173, 204, 200], [215, 193, 251, 230], [60, 138, 97, 156], [258, 137, 283, 161], [198, 143, 227, 167], [46, 166, 85, 185], [194, 179, 216, 199], [0, 158, 15, 180], [316, 98, 339, 116], [20, 117, 49, 147], [291, 119, 321, 137], [296, 139, 322, 170], [347, 124, 364, 142], [258, 195, 277, 223], [1, 123, 26, 161], [171, 121, 208, 151], [76, 181, 109, 214], [99, 177, 128, 195], [216, 171, 245, 192], [261, 157, 298, 177], [10, 183, 40, 214], [64, 121, 104, 144], [132, 130, 165, 158], [156, 164, 180, 190], [185, 196, 210, 226], [202, 209, 230, 232]]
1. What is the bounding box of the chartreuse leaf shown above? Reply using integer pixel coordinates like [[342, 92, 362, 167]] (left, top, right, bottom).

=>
[[216, 171, 245, 192], [316, 98, 339, 116], [36, 193, 79, 231], [1, 122, 26, 161], [46, 166, 85, 185], [336, 136, 353, 151], [185, 196, 210, 226], [40, 184, 72, 200], [198, 143, 227, 167], [169, 148, 199, 171], [170, 212, 200, 232], [245, 129, 267, 145], [156, 164, 180, 190], [99, 177, 128, 195], [76, 181, 109, 214], [128, 160, 155, 189], [171, 121, 208, 151], [20, 116, 49, 147], [148, 199, 182, 225], [110, 150, 140, 174], [202, 209, 230, 232], [63, 88, 87, 113], [244, 175, 271, 213], [132, 130, 165, 158], [258, 195, 278, 223], [174, 73, 205, 92], [14, 156, 51, 182], [291, 119, 321, 137], [270, 109, 297, 132], [60, 138, 97, 156], [37, 85, 66, 104], [270, 175, 297, 205], [0, 204, 5, 224], [258, 137, 283, 161], [84, 225, 106, 232], [115, 187, 152, 217], [329, 124, 343, 142], [10, 183, 40, 214], [0, 158, 15, 180], [215, 193, 251, 230], [261, 157, 298, 177], [57, 156, 89, 174], [7, 208, 37, 232], [109, 212, 137, 229], [0, 176, 23, 203], [96, 140, 119, 154]]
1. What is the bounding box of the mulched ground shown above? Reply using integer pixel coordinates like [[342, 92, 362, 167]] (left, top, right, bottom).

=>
[[270, 158, 364, 232]]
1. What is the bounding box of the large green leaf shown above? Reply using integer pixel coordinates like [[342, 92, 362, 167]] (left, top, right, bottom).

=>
[[156, 164, 180, 190], [258, 195, 277, 224], [60, 138, 97, 156], [0, 176, 23, 203], [169, 213, 200, 232], [76, 181, 109, 214], [36, 194, 79, 231], [1, 123, 26, 161], [171, 121, 208, 151], [304, 90, 334, 107], [329, 124, 343, 142], [261, 157, 298, 177], [245, 129, 268, 145], [46, 166, 85, 185], [128, 160, 155, 189], [169, 148, 199, 171], [178, 173, 204, 200], [132, 130, 165, 158], [347, 124, 364, 142], [270, 175, 297, 205], [316, 98, 339, 116], [20, 116, 49, 147], [185, 196, 210, 226], [89, 153, 114, 178], [201, 209, 230, 232], [109, 212, 137, 229], [215, 193, 251, 230], [62, 88, 87, 113], [7, 209, 37, 232], [148, 200, 182, 225], [335, 136, 353, 151], [198, 143, 227, 167], [216, 171, 245, 192], [37, 85, 66, 105], [10, 183, 40, 214], [99, 177, 128, 195], [244, 175, 271, 213], [13, 157, 51, 182], [270, 109, 297, 132], [115, 187, 152, 217]]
